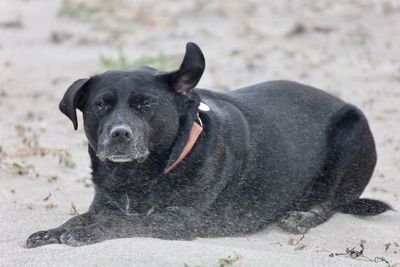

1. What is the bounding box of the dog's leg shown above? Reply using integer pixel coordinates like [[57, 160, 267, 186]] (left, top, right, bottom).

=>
[[26, 212, 97, 248], [279, 107, 380, 235], [26, 207, 202, 247], [60, 207, 201, 245], [278, 201, 335, 234]]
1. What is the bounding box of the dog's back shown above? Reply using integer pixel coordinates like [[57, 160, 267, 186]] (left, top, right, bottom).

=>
[[195, 80, 384, 235]]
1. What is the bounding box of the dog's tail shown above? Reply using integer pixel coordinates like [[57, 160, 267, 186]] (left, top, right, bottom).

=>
[[337, 198, 393, 216]]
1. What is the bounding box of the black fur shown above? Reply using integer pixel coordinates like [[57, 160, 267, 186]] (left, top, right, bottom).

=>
[[26, 42, 390, 248]]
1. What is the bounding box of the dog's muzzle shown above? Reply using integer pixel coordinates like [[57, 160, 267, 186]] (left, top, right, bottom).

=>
[[97, 124, 150, 163]]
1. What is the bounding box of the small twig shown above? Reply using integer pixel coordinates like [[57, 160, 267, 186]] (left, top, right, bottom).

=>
[[299, 234, 305, 241], [333, 242, 392, 267], [70, 202, 79, 215], [43, 192, 52, 201], [373, 257, 390, 266]]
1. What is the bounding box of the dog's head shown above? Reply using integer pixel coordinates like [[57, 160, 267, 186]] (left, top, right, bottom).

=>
[[59, 42, 205, 165]]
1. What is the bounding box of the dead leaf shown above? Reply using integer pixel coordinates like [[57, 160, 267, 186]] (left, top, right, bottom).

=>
[[45, 202, 58, 209], [70, 202, 79, 215]]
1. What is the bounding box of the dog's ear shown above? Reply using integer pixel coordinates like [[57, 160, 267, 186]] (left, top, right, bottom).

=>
[[165, 42, 205, 95], [59, 78, 90, 130]]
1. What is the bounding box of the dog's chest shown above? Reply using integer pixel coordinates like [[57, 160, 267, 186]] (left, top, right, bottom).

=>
[[107, 187, 173, 215]]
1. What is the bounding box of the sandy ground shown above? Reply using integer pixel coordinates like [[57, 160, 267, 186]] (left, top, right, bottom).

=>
[[0, 0, 399, 266]]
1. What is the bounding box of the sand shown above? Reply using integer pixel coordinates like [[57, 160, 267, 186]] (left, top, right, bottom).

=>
[[0, 0, 399, 266]]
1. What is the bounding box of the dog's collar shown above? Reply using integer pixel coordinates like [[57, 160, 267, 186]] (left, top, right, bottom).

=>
[[164, 102, 209, 174]]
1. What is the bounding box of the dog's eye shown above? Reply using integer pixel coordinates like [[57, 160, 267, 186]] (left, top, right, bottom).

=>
[[130, 99, 153, 111], [95, 98, 113, 111]]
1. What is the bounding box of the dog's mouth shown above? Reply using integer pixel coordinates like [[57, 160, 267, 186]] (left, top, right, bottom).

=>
[[107, 154, 133, 163], [100, 150, 150, 163]]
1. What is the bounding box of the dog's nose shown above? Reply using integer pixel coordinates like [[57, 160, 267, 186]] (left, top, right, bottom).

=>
[[110, 125, 133, 141]]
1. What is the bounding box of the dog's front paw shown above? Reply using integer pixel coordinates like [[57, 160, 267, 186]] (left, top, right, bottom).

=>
[[26, 228, 67, 248], [27, 226, 102, 248]]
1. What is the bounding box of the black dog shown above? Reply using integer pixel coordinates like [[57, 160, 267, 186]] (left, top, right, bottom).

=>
[[27, 42, 390, 248]]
